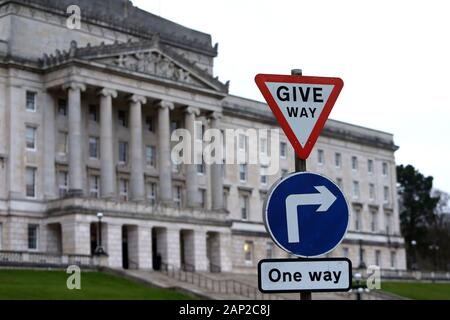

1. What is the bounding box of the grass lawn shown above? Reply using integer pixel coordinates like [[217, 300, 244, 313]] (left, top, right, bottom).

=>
[[0, 269, 195, 300], [382, 281, 450, 300]]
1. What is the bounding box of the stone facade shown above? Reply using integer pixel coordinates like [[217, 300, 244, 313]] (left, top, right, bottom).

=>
[[0, 0, 406, 273]]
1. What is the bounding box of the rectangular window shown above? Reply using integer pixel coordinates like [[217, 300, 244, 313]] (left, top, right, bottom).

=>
[[146, 182, 157, 205], [223, 191, 228, 211], [26, 91, 36, 111], [89, 105, 98, 122], [352, 156, 358, 171], [118, 110, 128, 127], [119, 179, 128, 201], [238, 134, 247, 151], [195, 122, 204, 141], [384, 186, 390, 203], [317, 149, 324, 165], [352, 181, 360, 199], [174, 186, 182, 208], [196, 153, 205, 174], [342, 247, 349, 258], [26, 126, 37, 150], [200, 189, 206, 209], [260, 166, 268, 185], [244, 241, 253, 264], [239, 164, 247, 182], [368, 159, 374, 174], [58, 131, 68, 155], [26, 167, 36, 198], [58, 171, 68, 198], [260, 137, 268, 155], [369, 183, 376, 201], [146, 116, 154, 132], [28, 224, 39, 250], [170, 121, 178, 133], [336, 178, 343, 191], [375, 250, 381, 267], [390, 251, 396, 268], [382, 162, 388, 177], [335, 153, 342, 168], [240, 194, 249, 220], [89, 137, 99, 159], [371, 210, 378, 232], [58, 99, 67, 116], [266, 242, 274, 259], [146, 145, 156, 167], [89, 175, 100, 198], [355, 208, 362, 231], [386, 213, 392, 235], [280, 142, 287, 158], [119, 141, 128, 164]]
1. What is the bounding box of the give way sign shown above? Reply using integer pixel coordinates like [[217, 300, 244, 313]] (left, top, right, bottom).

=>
[[255, 74, 344, 160]]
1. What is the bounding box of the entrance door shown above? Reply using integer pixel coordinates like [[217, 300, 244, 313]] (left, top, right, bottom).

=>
[[122, 226, 129, 269]]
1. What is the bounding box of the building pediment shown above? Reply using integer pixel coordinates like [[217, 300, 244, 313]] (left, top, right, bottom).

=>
[[39, 37, 229, 94]]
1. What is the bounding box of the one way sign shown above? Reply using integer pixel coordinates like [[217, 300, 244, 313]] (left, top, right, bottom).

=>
[[255, 74, 343, 160]]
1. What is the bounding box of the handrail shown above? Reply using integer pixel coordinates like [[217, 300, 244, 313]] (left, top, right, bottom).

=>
[[159, 262, 285, 300]]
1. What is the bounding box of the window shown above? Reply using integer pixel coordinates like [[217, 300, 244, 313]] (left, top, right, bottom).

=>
[[146, 182, 157, 205], [390, 251, 396, 268], [58, 171, 68, 198], [89, 137, 99, 159], [170, 121, 178, 133], [174, 186, 182, 208], [361, 249, 366, 266], [26, 91, 36, 111], [375, 250, 381, 267], [342, 247, 349, 258], [336, 178, 343, 191], [240, 194, 249, 220], [371, 210, 378, 232], [382, 162, 388, 177], [351, 156, 358, 171], [354, 208, 362, 231], [119, 141, 128, 164], [200, 189, 206, 209], [369, 183, 376, 201], [317, 149, 324, 165], [238, 134, 248, 152], [280, 142, 287, 158], [385, 213, 392, 235], [58, 99, 67, 115], [368, 159, 374, 174], [146, 116, 154, 132], [266, 242, 274, 259], [89, 175, 100, 198], [26, 167, 36, 198], [352, 181, 360, 199], [196, 153, 205, 174], [223, 191, 228, 210], [384, 186, 390, 204], [118, 110, 128, 127], [146, 145, 156, 167], [239, 164, 247, 182], [244, 241, 253, 264], [26, 126, 37, 150], [260, 166, 268, 185], [195, 122, 204, 141], [335, 153, 342, 168], [260, 137, 268, 155], [89, 105, 98, 122], [119, 179, 128, 201], [28, 224, 39, 250], [58, 131, 68, 155]]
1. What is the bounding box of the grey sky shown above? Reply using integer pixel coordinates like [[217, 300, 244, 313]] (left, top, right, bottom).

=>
[[134, 0, 450, 192]]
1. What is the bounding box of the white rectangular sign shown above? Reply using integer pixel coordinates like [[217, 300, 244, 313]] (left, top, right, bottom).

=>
[[258, 258, 352, 293]]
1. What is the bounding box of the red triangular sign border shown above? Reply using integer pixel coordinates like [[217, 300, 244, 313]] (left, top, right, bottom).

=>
[[255, 74, 344, 160]]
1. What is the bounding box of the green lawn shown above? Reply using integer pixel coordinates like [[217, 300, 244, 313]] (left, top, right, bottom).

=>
[[0, 269, 194, 300], [382, 281, 450, 300]]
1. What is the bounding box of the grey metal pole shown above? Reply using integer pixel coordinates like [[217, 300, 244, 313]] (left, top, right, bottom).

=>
[[291, 68, 311, 301]]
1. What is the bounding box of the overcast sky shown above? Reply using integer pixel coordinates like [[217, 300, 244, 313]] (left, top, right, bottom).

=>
[[134, 0, 450, 192]]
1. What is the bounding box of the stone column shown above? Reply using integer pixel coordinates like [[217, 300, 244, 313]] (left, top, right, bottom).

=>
[[129, 94, 147, 201], [209, 112, 224, 210], [43, 93, 57, 199], [194, 230, 208, 271], [156, 101, 174, 204], [104, 223, 122, 268], [99, 88, 118, 199], [61, 218, 90, 255], [166, 228, 181, 268], [185, 106, 201, 208], [63, 82, 86, 196]]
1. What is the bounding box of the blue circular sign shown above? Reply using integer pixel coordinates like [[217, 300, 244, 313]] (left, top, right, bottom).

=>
[[264, 172, 349, 257]]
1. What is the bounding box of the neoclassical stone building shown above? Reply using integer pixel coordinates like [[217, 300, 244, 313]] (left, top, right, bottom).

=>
[[0, 0, 406, 272]]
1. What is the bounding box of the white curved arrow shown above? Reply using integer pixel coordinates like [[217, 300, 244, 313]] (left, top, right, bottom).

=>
[[285, 186, 337, 243]]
